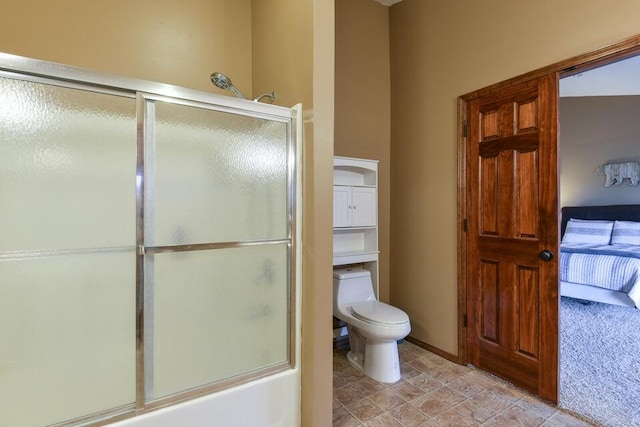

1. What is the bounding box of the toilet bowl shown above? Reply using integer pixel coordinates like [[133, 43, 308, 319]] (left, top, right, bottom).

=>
[[333, 267, 411, 383]]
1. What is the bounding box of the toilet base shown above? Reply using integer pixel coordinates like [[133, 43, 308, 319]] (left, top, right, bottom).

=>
[[363, 340, 401, 383], [346, 341, 401, 384], [346, 350, 363, 372]]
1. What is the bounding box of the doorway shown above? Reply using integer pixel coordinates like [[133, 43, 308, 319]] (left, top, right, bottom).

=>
[[557, 54, 640, 425], [457, 34, 640, 405]]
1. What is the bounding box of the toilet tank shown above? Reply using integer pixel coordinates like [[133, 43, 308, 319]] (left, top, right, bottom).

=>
[[333, 267, 376, 307]]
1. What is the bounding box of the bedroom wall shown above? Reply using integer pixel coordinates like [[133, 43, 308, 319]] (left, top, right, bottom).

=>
[[389, 0, 640, 356], [560, 95, 640, 207], [334, 0, 391, 303]]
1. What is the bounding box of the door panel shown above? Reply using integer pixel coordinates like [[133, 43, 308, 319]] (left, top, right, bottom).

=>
[[152, 100, 289, 246], [516, 265, 539, 358], [480, 260, 499, 342], [466, 75, 558, 402], [352, 187, 376, 226], [516, 150, 538, 238], [0, 78, 137, 426], [333, 186, 352, 227], [140, 94, 297, 408], [149, 244, 289, 401]]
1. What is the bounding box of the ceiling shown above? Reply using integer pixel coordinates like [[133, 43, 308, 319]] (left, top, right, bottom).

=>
[[560, 54, 640, 97], [373, 0, 403, 6]]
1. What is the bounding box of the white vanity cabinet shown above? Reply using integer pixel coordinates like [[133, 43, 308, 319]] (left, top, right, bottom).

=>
[[333, 156, 379, 295]]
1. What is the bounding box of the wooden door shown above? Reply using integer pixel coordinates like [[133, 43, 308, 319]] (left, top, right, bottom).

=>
[[465, 75, 559, 402]]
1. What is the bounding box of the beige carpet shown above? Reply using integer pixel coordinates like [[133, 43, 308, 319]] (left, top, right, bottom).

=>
[[560, 297, 640, 426]]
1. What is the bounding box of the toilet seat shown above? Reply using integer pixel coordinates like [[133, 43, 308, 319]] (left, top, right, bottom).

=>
[[351, 301, 409, 325]]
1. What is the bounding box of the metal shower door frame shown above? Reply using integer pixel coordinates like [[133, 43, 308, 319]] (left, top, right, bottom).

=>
[[0, 52, 301, 427], [134, 91, 299, 412]]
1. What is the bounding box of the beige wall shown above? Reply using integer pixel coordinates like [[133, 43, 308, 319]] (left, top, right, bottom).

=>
[[0, 1, 334, 425], [252, 0, 313, 108], [335, 0, 391, 303], [389, 0, 640, 355], [0, 0, 253, 94], [252, 0, 333, 425], [252, 1, 333, 425], [560, 96, 640, 207], [302, 1, 335, 424]]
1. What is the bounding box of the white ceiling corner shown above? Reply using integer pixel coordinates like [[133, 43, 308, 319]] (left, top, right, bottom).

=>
[[372, 0, 403, 6]]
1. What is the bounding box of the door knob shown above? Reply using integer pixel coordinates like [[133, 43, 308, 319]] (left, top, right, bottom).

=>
[[539, 249, 554, 261]]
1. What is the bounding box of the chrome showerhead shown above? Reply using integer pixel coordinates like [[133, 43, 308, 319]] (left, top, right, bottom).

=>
[[210, 72, 231, 90], [210, 72, 246, 99], [210, 72, 276, 103]]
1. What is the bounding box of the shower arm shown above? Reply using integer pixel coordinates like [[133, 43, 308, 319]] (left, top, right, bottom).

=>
[[253, 92, 276, 104]]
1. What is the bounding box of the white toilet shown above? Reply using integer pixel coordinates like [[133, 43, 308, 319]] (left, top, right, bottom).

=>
[[333, 267, 411, 383]]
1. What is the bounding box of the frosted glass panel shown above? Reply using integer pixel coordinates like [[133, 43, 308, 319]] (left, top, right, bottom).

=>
[[0, 78, 136, 252], [152, 101, 288, 245], [148, 244, 288, 401], [0, 251, 136, 426]]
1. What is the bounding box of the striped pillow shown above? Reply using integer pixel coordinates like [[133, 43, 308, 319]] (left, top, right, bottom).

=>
[[611, 220, 640, 245], [562, 219, 614, 244]]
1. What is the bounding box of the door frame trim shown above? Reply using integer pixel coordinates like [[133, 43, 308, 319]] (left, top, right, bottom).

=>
[[456, 33, 640, 399]]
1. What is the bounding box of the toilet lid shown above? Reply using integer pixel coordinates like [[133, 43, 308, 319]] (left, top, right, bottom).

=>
[[351, 301, 409, 325]]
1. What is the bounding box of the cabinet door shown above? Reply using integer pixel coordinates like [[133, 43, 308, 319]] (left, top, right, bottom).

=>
[[351, 187, 376, 226], [333, 186, 352, 227]]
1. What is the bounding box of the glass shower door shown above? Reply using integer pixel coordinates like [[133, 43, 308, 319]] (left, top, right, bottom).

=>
[[0, 60, 300, 426], [0, 77, 137, 426], [139, 96, 293, 404]]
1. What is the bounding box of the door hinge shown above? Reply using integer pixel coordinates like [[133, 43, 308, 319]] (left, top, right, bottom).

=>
[[463, 218, 468, 232], [463, 314, 467, 327], [462, 120, 468, 138]]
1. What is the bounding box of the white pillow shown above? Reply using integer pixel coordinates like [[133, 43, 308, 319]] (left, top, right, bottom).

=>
[[562, 219, 614, 244], [611, 220, 640, 245]]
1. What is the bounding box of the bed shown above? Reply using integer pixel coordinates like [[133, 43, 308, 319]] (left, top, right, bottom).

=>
[[560, 204, 640, 308]]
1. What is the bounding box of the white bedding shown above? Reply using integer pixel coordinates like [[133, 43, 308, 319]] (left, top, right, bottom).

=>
[[560, 243, 640, 307]]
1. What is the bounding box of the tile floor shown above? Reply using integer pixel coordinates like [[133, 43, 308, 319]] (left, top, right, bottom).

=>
[[333, 341, 593, 427]]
